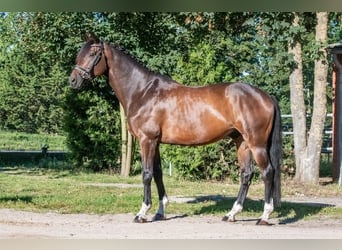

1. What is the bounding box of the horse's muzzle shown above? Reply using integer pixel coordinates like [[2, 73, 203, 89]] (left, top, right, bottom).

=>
[[69, 72, 84, 90]]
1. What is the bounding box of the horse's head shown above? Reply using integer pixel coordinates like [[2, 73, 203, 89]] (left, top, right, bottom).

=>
[[69, 33, 107, 90]]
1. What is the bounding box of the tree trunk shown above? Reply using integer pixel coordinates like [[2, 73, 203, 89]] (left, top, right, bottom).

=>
[[124, 131, 133, 176], [289, 13, 307, 180], [120, 103, 134, 177], [120, 103, 128, 176], [290, 12, 329, 184], [303, 12, 328, 184]]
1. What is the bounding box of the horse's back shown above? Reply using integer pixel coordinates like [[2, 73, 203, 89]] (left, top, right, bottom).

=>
[[225, 82, 273, 103]]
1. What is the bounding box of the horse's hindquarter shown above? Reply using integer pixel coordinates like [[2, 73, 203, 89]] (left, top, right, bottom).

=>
[[226, 83, 275, 145]]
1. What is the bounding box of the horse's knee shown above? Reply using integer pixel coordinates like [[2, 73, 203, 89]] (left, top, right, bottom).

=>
[[241, 169, 254, 186], [143, 169, 153, 185]]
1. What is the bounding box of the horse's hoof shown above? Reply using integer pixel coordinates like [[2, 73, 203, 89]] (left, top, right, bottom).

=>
[[256, 219, 272, 226], [133, 216, 147, 223], [152, 213, 166, 221], [222, 216, 235, 222]]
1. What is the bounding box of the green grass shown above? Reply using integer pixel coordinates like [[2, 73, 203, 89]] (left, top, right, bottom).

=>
[[0, 164, 341, 223], [0, 130, 66, 151]]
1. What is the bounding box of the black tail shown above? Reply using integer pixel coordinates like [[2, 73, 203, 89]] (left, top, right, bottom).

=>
[[269, 96, 282, 207]]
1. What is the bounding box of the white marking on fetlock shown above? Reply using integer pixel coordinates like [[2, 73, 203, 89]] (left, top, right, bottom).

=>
[[260, 199, 274, 222], [225, 201, 243, 221], [137, 202, 151, 219], [156, 195, 169, 216]]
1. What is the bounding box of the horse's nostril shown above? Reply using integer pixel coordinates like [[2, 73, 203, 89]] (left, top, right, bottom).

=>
[[69, 76, 76, 85]]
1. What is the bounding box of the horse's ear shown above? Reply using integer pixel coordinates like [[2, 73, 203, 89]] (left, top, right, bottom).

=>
[[83, 32, 100, 43]]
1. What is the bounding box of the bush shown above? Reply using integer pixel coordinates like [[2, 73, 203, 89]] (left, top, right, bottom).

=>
[[160, 139, 242, 181], [0, 59, 65, 134], [63, 80, 121, 172]]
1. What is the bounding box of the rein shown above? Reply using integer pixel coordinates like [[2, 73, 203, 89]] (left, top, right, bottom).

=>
[[74, 42, 104, 81]]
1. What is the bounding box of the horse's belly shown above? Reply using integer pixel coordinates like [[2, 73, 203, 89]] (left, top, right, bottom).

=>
[[161, 122, 233, 146]]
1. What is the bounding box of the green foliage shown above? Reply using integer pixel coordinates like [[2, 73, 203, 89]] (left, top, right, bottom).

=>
[[63, 79, 121, 172], [173, 41, 236, 85], [0, 13, 69, 133], [0, 12, 124, 171], [160, 140, 240, 181], [0, 59, 65, 133]]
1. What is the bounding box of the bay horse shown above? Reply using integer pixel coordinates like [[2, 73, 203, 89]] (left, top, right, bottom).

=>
[[69, 34, 282, 225]]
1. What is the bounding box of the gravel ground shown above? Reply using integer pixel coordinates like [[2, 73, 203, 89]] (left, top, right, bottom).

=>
[[1, 196, 342, 239]]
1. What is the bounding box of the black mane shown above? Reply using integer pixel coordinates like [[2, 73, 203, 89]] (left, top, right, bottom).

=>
[[109, 43, 171, 80]]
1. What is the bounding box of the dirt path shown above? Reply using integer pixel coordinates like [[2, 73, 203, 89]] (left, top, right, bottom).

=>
[[1, 196, 342, 239]]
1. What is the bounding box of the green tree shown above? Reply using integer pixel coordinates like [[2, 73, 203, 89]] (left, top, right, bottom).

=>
[[0, 13, 65, 133]]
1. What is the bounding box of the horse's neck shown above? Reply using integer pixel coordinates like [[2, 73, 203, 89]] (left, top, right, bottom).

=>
[[106, 47, 151, 115]]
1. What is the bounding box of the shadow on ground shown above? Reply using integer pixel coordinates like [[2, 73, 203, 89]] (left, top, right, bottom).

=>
[[0, 195, 33, 204], [182, 195, 334, 225]]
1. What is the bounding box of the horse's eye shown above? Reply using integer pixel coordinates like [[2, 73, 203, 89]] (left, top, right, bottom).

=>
[[89, 51, 96, 56]]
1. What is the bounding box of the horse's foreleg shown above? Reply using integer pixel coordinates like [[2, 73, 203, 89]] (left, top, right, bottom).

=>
[[223, 140, 253, 222], [134, 138, 156, 223], [152, 147, 169, 221], [134, 168, 153, 223]]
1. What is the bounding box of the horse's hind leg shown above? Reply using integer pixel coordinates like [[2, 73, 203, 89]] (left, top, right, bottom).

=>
[[152, 146, 169, 221], [251, 146, 274, 225], [223, 139, 254, 222]]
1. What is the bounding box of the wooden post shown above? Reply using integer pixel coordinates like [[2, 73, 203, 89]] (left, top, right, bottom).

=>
[[328, 43, 342, 185]]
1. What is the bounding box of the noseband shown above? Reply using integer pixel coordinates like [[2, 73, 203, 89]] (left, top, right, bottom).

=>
[[74, 42, 104, 81]]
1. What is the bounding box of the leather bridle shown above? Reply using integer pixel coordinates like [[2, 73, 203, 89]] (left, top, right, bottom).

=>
[[74, 42, 104, 81]]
